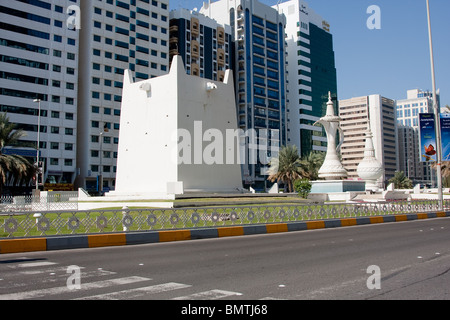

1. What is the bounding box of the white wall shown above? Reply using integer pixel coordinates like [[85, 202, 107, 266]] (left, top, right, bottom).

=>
[[109, 56, 242, 199], [112, 62, 179, 198]]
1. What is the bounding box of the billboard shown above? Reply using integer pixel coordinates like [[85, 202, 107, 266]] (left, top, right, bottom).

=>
[[441, 113, 450, 161], [419, 113, 437, 162]]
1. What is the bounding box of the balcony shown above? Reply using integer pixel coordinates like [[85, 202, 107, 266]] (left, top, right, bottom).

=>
[[191, 40, 200, 59], [217, 48, 225, 67], [217, 26, 225, 45], [191, 17, 199, 37], [191, 63, 200, 77], [218, 70, 225, 82]]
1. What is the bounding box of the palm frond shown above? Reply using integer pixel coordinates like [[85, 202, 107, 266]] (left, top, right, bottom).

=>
[[0, 113, 36, 194]]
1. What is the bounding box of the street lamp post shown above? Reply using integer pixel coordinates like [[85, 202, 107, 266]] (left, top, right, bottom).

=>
[[426, 0, 443, 210], [33, 99, 41, 191], [99, 131, 103, 195]]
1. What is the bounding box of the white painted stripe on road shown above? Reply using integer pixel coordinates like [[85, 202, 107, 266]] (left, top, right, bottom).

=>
[[0, 276, 150, 300], [173, 289, 243, 300], [20, 267, 116, 279], [17, 262, 58, 268], [19, 266, 78, 275], [76, 282, 192, 300]]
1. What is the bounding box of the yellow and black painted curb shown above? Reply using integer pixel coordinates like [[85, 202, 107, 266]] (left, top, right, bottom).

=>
[[1, 211, 449, 254]]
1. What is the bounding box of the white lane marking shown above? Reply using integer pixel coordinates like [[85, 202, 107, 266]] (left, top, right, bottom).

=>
[[76, 282, 191, 300], [20, 267, 116, 279], [173, 289, 243, 300], [19, 266, 71, 275], [17, 262, 58, 268], [0, 276, 150, 300]]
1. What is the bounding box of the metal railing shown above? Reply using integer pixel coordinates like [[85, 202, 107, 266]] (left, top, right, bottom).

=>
[[0, 193, 78, 212], [1, 199, 448, 239]]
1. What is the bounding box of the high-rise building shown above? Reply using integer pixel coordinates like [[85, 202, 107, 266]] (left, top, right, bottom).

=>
[[396, 89, 438, 185], [339, 95, 398, 187], [276, 0, 337, 157], [200, 0, 287, 189], [169, 8, 233, 82], [0, 0, 80, 189], [75, 0, 170, 193]]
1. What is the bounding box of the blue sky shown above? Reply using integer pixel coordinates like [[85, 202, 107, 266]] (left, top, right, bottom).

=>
[[169, 0, 449, 107]]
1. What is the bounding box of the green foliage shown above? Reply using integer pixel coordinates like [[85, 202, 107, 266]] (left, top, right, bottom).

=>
[[294, 179, 312, 199], [433, 161, 450, 188], [298, 151, 325, 181], [0, 113, 36, 195], [267, 145, 302, 193], [267, 147, 325, 193], [388, 171, 413, 189]]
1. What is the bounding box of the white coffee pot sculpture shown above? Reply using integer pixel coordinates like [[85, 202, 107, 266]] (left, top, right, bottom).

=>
[[314, 92, 348, 180]]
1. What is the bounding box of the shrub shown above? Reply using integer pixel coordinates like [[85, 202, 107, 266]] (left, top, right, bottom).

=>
[[294, 179, 312, 199]]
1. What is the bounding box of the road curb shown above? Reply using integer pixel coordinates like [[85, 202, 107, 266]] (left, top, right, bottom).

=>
[[1, 211, 449, 254]]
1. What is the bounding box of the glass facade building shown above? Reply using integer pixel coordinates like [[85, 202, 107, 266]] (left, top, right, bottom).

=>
[[200, 0, 288, 190], [169, 9, 233, 82], [277, 0, 337, 157], [396, 89, 439, 185]]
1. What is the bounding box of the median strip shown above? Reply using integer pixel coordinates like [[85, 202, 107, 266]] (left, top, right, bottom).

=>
[[1, 211, 448, 254]]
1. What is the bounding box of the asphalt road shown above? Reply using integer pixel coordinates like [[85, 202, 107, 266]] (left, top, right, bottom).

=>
[[1, 217, 449, 302]]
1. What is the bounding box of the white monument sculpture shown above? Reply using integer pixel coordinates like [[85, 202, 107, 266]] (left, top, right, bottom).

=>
[[105, 55, 243, 200], [357, 130, 384, 192], [315, 92, 348, 180]]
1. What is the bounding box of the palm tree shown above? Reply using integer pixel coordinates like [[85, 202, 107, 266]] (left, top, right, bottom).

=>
[[431, 161, 450, 188], [0, 113, 37, 195], [388, 171, 413, 189], [267, 145, 302, 193], [442, 162, 450, 188], [298, 151, 325, 181]]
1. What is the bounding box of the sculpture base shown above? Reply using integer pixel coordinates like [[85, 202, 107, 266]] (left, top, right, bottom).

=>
[[310, 180, 366, 194]]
